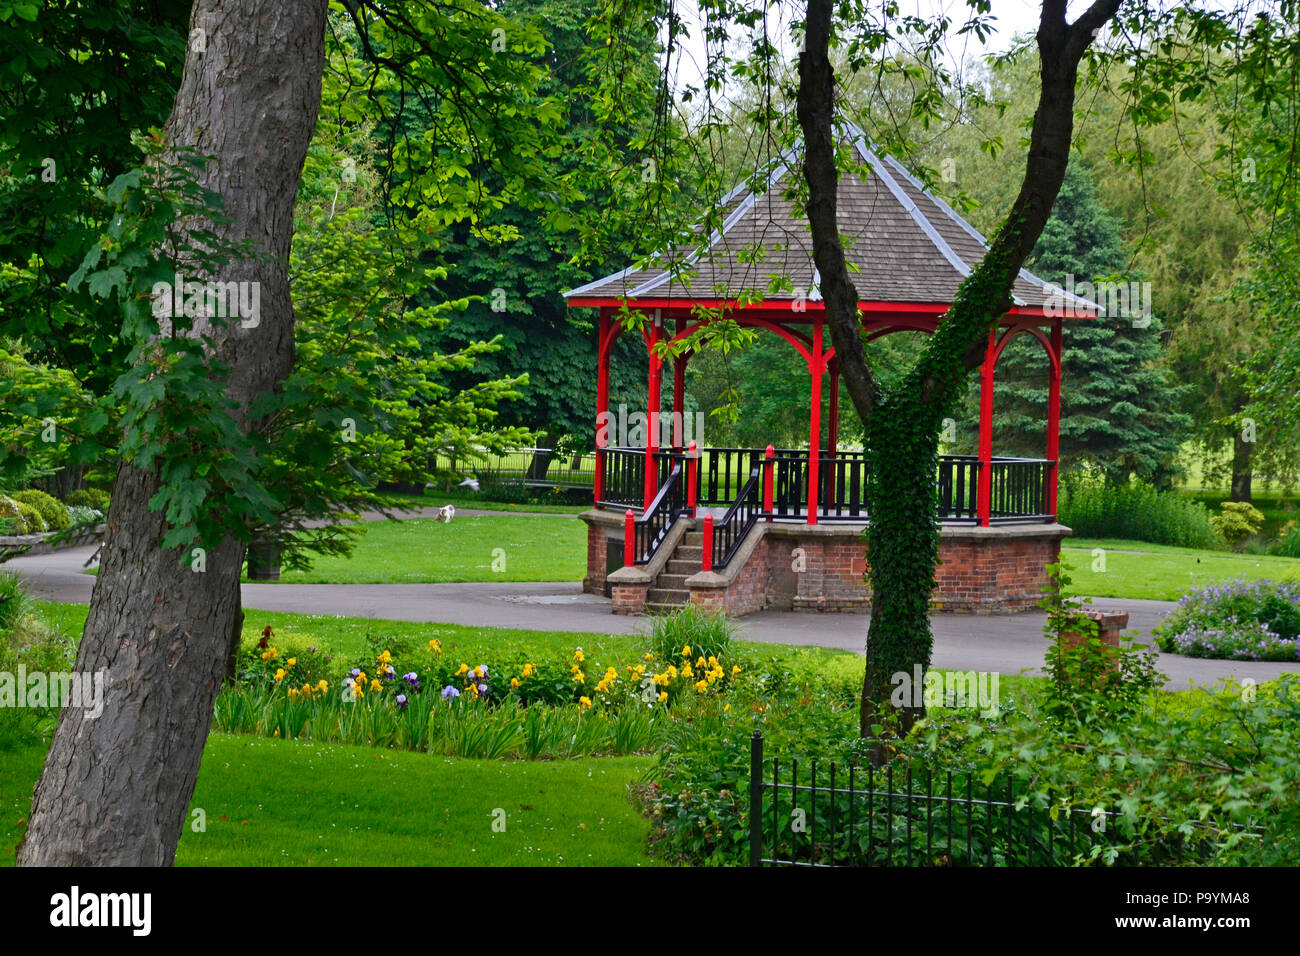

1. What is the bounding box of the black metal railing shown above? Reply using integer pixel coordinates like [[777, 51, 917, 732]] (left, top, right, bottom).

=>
[[597, 447, 646, 509], [600, 448, 1054, 524], [712, 466, 763, 570], [988, 457, 1053, 522], [630, 462, 688, 565], [747, 731, 1239, 867]]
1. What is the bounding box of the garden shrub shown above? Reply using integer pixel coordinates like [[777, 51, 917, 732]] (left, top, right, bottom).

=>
[[0, 495, 26, 534], [0, 570, 28, 638], [649, 603, 736, 663], [1270, 520, 1300, 558], [66, 505, 103, 528], [12, 489, 70, 532], [65, 488, 111, 512], [14, 501, 44, 534], [1210, 500, 1266, 549], [1058, 481, 1224, 549], [1039, 563, 1162, 727], [1153, 578, 1300, 662]]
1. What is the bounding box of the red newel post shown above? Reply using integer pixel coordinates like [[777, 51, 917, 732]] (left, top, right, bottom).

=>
[[687, 441, 699, 517], [701, 514, 714, 572], [623, 509, 636, 566], [763, 444, 775, 520]]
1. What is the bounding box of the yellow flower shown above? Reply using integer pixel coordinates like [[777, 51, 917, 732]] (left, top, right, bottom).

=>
[[573, 648, 585, 663], [287, 687, 299, 699], [572, 669, 585, 684], [377, 650, 392, 664], [357, 670, 367, 682], [732, 665, 741, 676], [643, 653, 653, 661], [428, 639, 442, 654], [521, 663, 535, 678], [317, 680, 329, 693], [510, 677, 520, 689], [694, 680, 708, 693], [724, 703, 731, 712], [273, 668, 286, 682], [579, 696, 592, 710], [681, 664, 694, 680], [369, 678, 382, 692], [681, 645, 691, 657], [456, 663, 469, 676], [286, 657, 297, 667], [696, 656, 706, 669]]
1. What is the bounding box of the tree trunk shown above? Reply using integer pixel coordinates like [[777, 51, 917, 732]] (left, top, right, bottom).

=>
[[1230, 429, 1253, 502], [224, 574, 245, 685], [17, 0, 326, 866], [794, 0, 1121, 746], [525, 432, 557, 481]]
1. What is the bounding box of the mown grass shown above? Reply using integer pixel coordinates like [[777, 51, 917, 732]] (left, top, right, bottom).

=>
[[383, 489, 588, 515], [0, 735, 661, 867], [1062, 539, 1300, 601], [254, 514, 586, 584]]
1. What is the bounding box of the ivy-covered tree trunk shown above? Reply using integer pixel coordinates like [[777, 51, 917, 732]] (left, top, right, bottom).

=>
[[17, 0, 326, 866], [1230, 428, 1253, 502], [795, 0, 1122, 740]]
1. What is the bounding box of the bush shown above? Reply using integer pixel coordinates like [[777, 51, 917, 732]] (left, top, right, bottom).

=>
[[0, 495, 27, 535], [1210, 501, 1266, 549], [14, 501, 44, 534], [1058, 481, 1224, 549], [0, 570, 29, 638], [12, 489, 70, 532], [66, 505, 103, 528], [1154, 578, 1300, 662], [648, 603, 736, 663], [65, 488, 111, 512], [1270, 521, 1300, 558]]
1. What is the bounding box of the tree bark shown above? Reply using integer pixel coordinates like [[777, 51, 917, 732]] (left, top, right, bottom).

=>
[[1230, 429, 1253, 502], [794, 0, 1121, 744], [17, 0, 326, 866]]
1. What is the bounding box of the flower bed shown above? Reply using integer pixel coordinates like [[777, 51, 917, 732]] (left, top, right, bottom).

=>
[[1154, 578, 1300, 661], [216, 625, 745, 758]]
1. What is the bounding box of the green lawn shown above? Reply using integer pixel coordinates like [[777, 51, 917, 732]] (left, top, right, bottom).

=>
[[384, 490, 588, 515], [0, 735, 660, 867], [1062, 538, 1300, 601], [261, 514, 586, 584]]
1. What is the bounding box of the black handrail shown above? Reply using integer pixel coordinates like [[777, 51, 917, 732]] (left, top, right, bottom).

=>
[[630, 462, 688, 565], [712, 466, 763, 569]]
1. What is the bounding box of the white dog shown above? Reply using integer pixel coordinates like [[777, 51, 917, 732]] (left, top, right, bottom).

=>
[[435, 504, 456, 523]]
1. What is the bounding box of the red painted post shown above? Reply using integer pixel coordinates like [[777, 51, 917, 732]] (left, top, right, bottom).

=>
[[763, 443, 775, 520], [701, 514, 714, 572], [806, 319, 823, 526], [644, 312, 662, 509], [828, 359, 840, 459], [623, 509, 636, 566], [1046, 320, 1062, 518], [687, 441, 699, 517], [594, 310, 611, 503], [672, 355, 686, 450], [976, 330, 995, 527]]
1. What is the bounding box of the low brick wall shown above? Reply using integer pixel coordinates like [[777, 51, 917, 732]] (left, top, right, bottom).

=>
[[581, 509, 1068, 617]]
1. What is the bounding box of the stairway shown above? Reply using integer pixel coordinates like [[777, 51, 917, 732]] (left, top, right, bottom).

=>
[[644, 528, 704, 614]]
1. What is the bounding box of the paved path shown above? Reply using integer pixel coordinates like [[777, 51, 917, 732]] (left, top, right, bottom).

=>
[[9, 545, 1298, 691]]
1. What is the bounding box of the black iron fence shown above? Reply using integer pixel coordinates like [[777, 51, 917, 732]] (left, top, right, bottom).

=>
[[629, 462, 688, 565], [746, 731, 1235, 867], [711, 466, 763, 569]]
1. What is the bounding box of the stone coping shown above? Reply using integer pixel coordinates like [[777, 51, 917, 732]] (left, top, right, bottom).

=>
[[0, 524, 106, 557]]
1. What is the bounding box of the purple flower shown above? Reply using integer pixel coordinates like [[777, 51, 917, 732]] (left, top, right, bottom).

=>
[[478, 664, 489, 677], [396, 694, 408, 707], [441, 685, 460, 700], [477, 683, 488, 694], [350, 668, 361, 678]]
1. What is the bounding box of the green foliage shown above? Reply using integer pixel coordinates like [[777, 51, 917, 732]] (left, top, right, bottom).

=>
[[1210, 500, 1266, 549], [0, 570, 27, 638], [648, 604, 737, 664], [1272, 522, 1300, 559], [0, 495, 26, 535], [1154, 578, 1300, 662], [1058, 481, 1225, 549], [64, 488, 109, 512], [1038, 564, 1163, 727], [11, 489, 68, 532], [12, 500, 42, 534]]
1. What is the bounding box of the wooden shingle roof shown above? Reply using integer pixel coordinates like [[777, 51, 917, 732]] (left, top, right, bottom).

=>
[[565, 124, 1097, 316]]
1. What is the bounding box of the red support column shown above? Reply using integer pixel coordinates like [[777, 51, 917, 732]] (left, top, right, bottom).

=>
[[624, 509, 636, 566], [806, 318, 824, 526], [976, 330, 996, 527], [672, 354, 687, 451], [763, 443, 775, 520], [1046, 319, 1062, 518], [595, 309, 611, 504], [644, 310, 662, 509], [687, 441, 699, 517], [828, 358, 841, 459], [701, 514, 714, 572]]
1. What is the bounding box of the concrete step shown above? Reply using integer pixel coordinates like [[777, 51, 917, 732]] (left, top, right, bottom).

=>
[[673, 545, 703, 560], [644, 600, 689, 615], [656, 572, 690, 590], [665, 559, 701, 575], [646, 587, 689, 605]]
